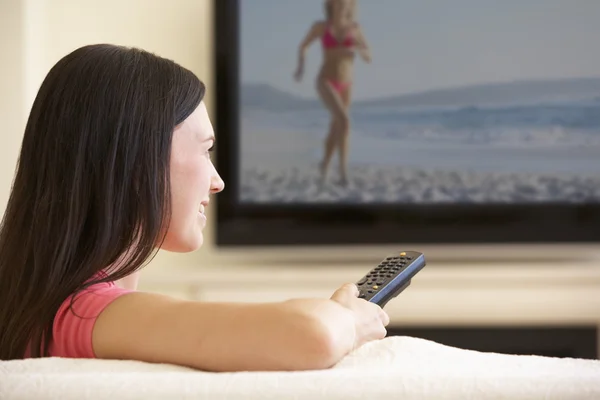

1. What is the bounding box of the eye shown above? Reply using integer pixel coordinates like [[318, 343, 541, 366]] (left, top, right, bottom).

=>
[[205, 144, 215, 159]]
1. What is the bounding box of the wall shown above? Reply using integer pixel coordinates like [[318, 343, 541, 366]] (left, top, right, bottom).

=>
[[0, 0, 26, 212]]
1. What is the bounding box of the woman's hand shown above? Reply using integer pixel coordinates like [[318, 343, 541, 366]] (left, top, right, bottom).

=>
[[353, 25, 372, 63], [330, 283, 389, 350]]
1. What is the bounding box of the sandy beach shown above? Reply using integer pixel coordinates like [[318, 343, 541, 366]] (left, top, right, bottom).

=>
[[239, 163, 600, 203]]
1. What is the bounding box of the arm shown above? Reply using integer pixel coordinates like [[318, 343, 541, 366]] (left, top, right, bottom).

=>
[[294, 21, 325, 81], [92, 292, 358, 371], [354, 25, 371, 63]]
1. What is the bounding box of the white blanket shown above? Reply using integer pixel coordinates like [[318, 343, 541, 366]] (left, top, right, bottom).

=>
[[1, 336, 599, 400]]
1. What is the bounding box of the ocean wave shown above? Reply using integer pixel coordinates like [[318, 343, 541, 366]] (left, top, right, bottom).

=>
[[241, 102, 600, 147]]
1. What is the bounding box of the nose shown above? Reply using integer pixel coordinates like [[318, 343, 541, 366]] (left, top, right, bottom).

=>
[[211, 172, 225, 194]]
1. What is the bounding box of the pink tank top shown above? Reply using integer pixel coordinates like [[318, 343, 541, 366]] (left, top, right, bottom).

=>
[[25, 275, 132, 358]]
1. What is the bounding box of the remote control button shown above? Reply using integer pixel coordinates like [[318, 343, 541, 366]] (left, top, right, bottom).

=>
[[400, 252, 406, 256], [358, 293, 365, 299], [357, 277, 367, 284], [372, 285, 379, 290]]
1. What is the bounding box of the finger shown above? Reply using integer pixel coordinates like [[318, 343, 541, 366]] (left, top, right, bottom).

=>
[[380, 326, 388, 339], [344, 283, 359, 297], [379, 308, 390, 326], [330, 283, 359, 302]]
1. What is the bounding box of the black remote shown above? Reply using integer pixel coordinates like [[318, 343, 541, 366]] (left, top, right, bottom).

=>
[[356, 251, 426, 308]]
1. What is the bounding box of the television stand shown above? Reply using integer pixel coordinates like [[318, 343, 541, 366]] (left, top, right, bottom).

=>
[[387, 326, 598, 360]]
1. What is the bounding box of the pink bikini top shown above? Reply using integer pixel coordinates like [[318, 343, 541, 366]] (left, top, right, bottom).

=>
[[321, 24, 356, 49]]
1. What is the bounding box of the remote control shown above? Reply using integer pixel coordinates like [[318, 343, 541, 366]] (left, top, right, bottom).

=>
[[356, 251, 426, 308]]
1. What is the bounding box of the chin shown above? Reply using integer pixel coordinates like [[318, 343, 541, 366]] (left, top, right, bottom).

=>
[[161, 233, 204, 253]]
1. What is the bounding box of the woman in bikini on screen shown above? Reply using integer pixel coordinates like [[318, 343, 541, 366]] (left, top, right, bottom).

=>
[[294, 0, 371, 186]]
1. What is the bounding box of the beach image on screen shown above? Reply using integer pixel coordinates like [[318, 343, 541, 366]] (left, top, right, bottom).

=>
[[238, 0, 600, 204]]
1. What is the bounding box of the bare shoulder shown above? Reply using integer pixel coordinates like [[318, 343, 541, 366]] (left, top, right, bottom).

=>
[[310, 20, 327, 33]]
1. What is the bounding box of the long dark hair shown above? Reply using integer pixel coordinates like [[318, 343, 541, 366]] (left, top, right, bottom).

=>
[[0, 44, 205, 359]]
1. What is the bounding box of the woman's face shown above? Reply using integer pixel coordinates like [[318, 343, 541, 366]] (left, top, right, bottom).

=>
[[161, 101, 224, 252], [331, 0, 353, 23]]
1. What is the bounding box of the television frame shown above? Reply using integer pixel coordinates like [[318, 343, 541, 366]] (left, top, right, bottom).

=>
[[212, 0, 600, 256]]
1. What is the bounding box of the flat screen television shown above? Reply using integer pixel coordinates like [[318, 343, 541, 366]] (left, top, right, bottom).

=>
[[213, 0, 600, 261]]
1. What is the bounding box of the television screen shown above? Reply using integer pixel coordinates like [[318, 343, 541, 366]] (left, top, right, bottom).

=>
[[213, 0, 600, 247], [237, 0, 600, 205]]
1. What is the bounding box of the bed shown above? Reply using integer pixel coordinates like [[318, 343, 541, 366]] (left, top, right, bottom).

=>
[[2, 335, 599, 399]]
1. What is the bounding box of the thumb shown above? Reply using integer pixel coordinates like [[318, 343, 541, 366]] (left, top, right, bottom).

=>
[[331, 283, 359, 302]]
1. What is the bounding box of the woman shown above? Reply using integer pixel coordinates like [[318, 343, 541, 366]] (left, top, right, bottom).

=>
[[294, 0, 371, 186], [0, 44, 388, 370]]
